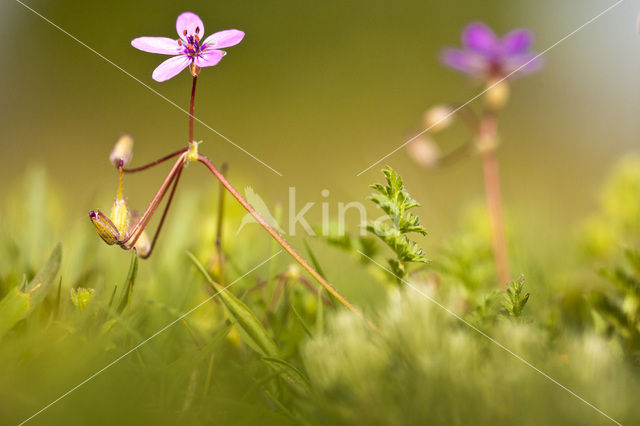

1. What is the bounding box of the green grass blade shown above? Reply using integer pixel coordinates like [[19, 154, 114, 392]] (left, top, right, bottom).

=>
[[0, 287, 31, 339], [26, 243, 62, 311], [117, 251, 139, 314], [187, 251, 279, 358]]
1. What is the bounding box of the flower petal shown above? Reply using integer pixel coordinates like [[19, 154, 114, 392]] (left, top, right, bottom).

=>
[[194, 50, 226, 68], [202, 29, 245, 49], [131, 37, 182, 55], [176, 12, 204, 41], [502, 53, 543, 78], [152, 55, 191, 82], [440, 48, 488, 78], [500, 29, 533, 55], [462, 22, 497, 55]]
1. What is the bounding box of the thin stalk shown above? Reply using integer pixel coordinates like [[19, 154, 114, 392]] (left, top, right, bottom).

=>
[[478, 115, 510, 289], [121, 154, 186, 246], [123, 148, 188, 174], [139, 164, 184, 259], [196, 154, 371, 326], [189, 76, 197, 144], [117, 166, 124, 200], [436, 143, 472, 168]]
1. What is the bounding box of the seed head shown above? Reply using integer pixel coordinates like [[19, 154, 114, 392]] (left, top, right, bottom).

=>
[[89, 210, 120, 245]]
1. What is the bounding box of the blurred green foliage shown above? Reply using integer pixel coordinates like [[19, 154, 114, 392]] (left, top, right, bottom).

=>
[[1, 159, 640, 424]]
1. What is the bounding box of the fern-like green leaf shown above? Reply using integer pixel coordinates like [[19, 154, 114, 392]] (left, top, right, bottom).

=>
[[366, 167, 428, 280]]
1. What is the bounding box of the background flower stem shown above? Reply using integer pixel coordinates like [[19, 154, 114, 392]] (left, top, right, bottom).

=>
[[479, 115, 510, 289]]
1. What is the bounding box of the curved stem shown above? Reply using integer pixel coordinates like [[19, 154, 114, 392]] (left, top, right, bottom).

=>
[[123, 148, 188, 174], [197, 154, 373, 327]]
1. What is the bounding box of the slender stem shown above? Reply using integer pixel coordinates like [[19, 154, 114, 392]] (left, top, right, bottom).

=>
[[123, 148, 188, 174], [449, 102, 480, 134], [436, 143, 472, 168], [189, 76, 198, 144], [139, 164, 184, 259], [478, 115, 510, 289], [196, 154, 372, 326], [121, 154, 186, 246], [117, 166, 124, 200]]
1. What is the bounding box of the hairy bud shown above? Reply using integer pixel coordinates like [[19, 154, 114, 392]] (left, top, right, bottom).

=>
[[110, 134, 134, 167], [484, 80, 510, 111], [422, 105, 454, 134], [407, 136, 440, 168], [89, 209, 120, 245]]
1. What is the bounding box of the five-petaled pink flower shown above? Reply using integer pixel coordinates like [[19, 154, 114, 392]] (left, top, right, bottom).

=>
[[440, 22, 542, 81], [131, 12, 244, 82]]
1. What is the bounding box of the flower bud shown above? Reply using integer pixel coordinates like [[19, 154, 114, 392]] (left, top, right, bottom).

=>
[[422, 105, 455, 134], [110, 134, 134, 167], [89, 209, 120, 245], [110, 199, 130, 237], [134, 230, 151, 257], [407, 136, 440, 168], [484, 80, 510, 111]]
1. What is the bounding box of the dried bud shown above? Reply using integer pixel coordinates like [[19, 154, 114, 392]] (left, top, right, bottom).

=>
[[110, 199, 130, 237], [110, 134, 134, 167], [89, 209, 120, 245], [422, 105, 455, 134], [484, 80, 510, 111], [407, 136, 440, 168], [134, 230, 151, 257]]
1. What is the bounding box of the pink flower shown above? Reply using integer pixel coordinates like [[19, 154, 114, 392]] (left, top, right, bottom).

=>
[[440, 22, 541, 81], [131, 12, 245, 82]]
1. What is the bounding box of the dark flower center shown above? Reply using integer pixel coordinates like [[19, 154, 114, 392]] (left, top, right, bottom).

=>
[[488, 59, 505, 79], [179, 29, 202, 58]]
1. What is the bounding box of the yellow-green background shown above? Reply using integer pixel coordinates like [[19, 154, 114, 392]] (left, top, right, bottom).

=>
[[1, 0, 639, 251]]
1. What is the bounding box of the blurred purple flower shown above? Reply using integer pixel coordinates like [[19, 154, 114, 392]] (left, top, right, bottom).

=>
[[441, 22, 542, 81], [132, 12, 244, 82]]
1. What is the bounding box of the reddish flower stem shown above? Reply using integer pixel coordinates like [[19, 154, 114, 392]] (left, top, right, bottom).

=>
[[121, 154, 186, 247], [196, 153, 372, 326], [123, 148, 188, 174], [479, 115, 510, 289], [139, 164, 184, 259], [189, 76, 197, 144]]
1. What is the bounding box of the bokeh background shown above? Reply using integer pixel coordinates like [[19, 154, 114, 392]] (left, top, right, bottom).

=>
[[1, 0, 639, 244], [2, 1, 640, 423], [1, 0, 639, 284]]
